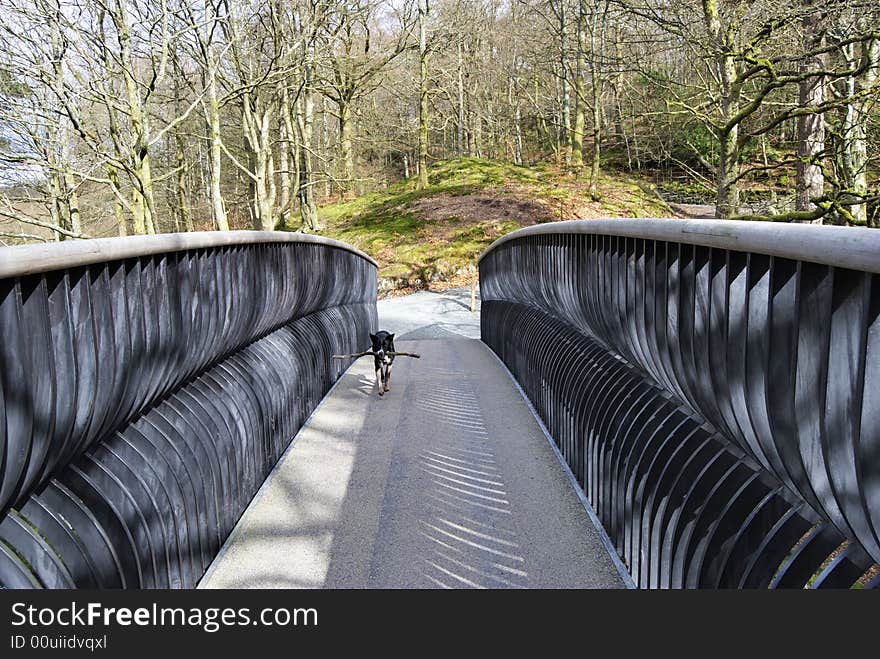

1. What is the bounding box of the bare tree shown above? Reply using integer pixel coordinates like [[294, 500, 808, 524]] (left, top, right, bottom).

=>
[[416, 0, 430, 189], [318, 0, 413, 198]]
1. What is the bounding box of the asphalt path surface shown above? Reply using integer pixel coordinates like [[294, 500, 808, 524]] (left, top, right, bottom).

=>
[[199, 288, 623, 588]]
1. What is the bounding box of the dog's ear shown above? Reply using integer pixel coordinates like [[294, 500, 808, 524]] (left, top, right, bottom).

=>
[[388, 333, 395, 341], [369, 333, 377, 343]]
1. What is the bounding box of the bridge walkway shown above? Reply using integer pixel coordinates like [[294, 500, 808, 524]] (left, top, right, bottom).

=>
[[198, 289, 624, 589]]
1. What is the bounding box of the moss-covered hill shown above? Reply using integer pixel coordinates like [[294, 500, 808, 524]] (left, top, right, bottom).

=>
[[315, 158, 673, 294]]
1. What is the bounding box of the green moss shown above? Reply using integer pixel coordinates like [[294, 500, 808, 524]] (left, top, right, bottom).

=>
[[315, 157, 670, 288], [426, 157, 542, 187]]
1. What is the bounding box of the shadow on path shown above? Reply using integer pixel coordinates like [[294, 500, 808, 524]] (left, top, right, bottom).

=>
[[200, 339, 623, 589]]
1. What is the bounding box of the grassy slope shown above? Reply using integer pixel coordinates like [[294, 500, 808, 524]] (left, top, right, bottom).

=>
[[316, 158, 672, 291]]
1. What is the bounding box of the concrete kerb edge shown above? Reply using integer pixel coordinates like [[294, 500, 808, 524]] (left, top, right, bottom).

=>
[[196, 361, 358, 588], [483, 343, 637, 590]]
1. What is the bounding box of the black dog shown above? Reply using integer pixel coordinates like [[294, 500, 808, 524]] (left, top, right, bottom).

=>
[[369, 331, 395, 396]]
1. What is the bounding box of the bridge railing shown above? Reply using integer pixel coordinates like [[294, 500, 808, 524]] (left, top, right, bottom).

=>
[[0, 231, 377, 588], [479, 218, 880, 588]]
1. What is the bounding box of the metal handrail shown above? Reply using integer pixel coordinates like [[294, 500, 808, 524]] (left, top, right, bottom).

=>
[[479, 218, 880, 274], [0, 230, 377, 278], [480, 218, 880, 588], [0, 233, 377, 588]]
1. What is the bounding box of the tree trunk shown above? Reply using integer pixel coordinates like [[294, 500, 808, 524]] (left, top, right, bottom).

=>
[[48, 10, 79, 240], [175, 133, 192, 231], [254, 156, 273, 231], [142, 155, 157, 234], [242, 92, 277, 232], [558, 0, 572, 163], [298, 66, 320, 232], [118, 2, 155, 234], [417, 0, 430, 189], [130, 182, 148, 234], [716, 128, 740, 218], [703, 0, 741, 219], [246, 143, 257, 226], [267, 147, 277, 227], [514, 104, 523, 166], [48, 167, 64, 241], [796, 22, 826, 217], [457, 43, 465, 157], [587, 1, 603, 199], [65, 173, 81, 236], [207, 73, 229, 230], [279, 87, 296, 230], [509, 1, 523, 165], [258, 110, 276, 231], [100, 17, 129, 236], [838, 37, 879, 226], [589, 94, 601, 200], [203, 3, 229, 231], [471, 109, 482, 158], [56, 114, 80, 237], [571, 1, 586, 167], [107, 164, 127, 236], [338, 99, 355, 198]]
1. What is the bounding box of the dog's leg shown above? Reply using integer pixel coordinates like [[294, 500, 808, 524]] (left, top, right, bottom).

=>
[[376, 368, 384, 396], [384, 364, 392, 392]]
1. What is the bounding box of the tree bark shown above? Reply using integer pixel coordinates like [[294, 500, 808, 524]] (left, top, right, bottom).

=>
[[172, 74, 191, 233], [457, 43, 466, 157], [279, 87, 294, 229], [242, 93, 278, 231], [716, 127, 740, 218], [108, 164, 126, 236], [60, 131, 81, 236], [589, 89, 601, 200], [703, 0, 741, 219], [838, 36, 879, 226], [117, 0, 156, 234], [207, 72, 229, 230], [587, 0, 604, 200], [175, 132, 192, 231], [417, 0, 430, 189], [298, 74, 320, 231], [571, 1, 586, 167], [796, 15, 826, 217], [338, 99, 355, 198], [557, 0, 572, 163]]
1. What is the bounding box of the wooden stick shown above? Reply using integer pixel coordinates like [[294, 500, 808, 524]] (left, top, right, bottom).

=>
[[331, 350, 374, 360], [332, 351, 421, 360]]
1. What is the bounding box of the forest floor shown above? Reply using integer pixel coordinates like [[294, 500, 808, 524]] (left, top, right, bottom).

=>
[[316, 157, 677, 296]]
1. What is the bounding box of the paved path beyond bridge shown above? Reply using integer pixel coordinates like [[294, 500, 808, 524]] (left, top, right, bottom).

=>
[[199, 290, 623, 589]]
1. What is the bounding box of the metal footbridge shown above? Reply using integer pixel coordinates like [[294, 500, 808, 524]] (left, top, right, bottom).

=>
[[1, 220, 878, 589]]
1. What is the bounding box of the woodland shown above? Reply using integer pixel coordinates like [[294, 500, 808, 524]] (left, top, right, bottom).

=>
[[0, 0, 878, 246]]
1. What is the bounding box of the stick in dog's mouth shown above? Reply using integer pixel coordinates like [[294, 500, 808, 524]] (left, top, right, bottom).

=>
[[331, 351, 421, 359]]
